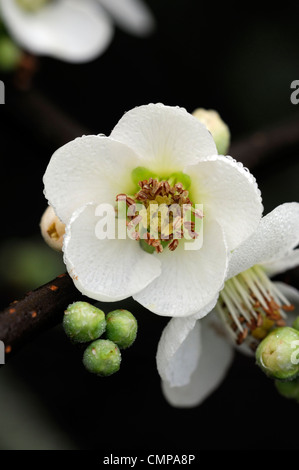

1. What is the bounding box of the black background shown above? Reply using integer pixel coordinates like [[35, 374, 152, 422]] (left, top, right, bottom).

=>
[[1, 0, 299, 451]]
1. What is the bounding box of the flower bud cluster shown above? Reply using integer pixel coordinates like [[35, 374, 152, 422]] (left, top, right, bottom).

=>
[[63, 302, 138, 376]]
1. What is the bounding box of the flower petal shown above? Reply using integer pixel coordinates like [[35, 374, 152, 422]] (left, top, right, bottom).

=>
[[133, 220, 228, 317], [0, 0, 113, 62], [44, 135, 140, 225], [156, 295, 219, 387], [99, 0, 155, 36], [110, 103, 217, 174], [161, 315, 234, 408], [157, 318, 201, 387], [263, 249, 299, 277], [186, 155, 263, 252], [63, 203, 161, 301], [227, 203, 299, 279]]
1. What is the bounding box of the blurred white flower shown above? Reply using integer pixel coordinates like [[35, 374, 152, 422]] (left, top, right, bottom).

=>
[[158, 203, 299, 407], [0, 0, 155, 62]]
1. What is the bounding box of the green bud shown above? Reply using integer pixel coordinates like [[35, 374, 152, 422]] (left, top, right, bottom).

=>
[[63, 302, 106, 343], [292, 316, 299, 331], [106, 309, 138, 349], [256, 327, 299, 380], [0, 37, 22, 72], [192, 108, 231, 155], [16, 0, 50, 12], [275, 377, 299, 401], [83, 339, 121, 376], [131, 167, 157, 186]]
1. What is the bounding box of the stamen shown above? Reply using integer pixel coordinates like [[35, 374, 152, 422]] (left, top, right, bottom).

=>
[[230, 276, 258, 319], [216, 302, 237, 341], [217, 266, 294, 348], [220, 290, 244, 333], [225, 281, 251, 323]]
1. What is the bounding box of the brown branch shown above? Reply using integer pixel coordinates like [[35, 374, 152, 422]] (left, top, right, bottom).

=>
[[0, 273, 93, 362]]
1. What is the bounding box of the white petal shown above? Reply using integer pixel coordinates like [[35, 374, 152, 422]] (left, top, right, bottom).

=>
[[274, 281, 299, 326], [63, 203, 161, 301], [133, 220, 228, 317], [157, 319, 201, 387], [227, 203, 299, 279], [0, 0, 113, 62], [263, 249, 299, 277], [110, 103, 217, 175], [162, 315, 234, 408], [44, 135, 140, 225], [156, 295, 219, 387], [99, 0, 155, 36], [186, 155, 263, 252]]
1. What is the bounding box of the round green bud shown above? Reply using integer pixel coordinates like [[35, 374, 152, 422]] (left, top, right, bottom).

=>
[[275, 378, 299, 401], [292, 316, 299, 332], [16, 0, 50, 12], [0, 37, 22, 72], [63, 302, 106, 343], [106, 309, 138, 349], [83, 339, 121, 376], [256, 327, 299, 380]]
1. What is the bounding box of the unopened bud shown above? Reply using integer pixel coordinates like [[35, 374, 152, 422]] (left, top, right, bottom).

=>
[[275, 377, 299, 402], [63, 302, 106, 343], [40, 205, 65, 251], [106, 309, 138, 349], [83, 339, 121, 376], [256, 327, 299, 380], [192, 108, 230, 155]]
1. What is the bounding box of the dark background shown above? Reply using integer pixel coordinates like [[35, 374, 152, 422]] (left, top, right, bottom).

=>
[[1, 0, 299, 451]]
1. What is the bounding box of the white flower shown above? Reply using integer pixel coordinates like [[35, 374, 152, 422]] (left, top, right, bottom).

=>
[[43, 103, 263, 317], [158, 202, 299, 407], [0, 0, 155, 62]]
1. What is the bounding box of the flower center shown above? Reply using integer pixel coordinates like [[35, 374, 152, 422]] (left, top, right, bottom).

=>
[[116, 175, 202, 253], [216, 265, 294, 349], [16, 0, 51, 12]]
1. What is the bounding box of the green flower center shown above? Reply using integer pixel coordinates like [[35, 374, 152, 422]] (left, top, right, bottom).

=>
[[116, 169, 202, 253]]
